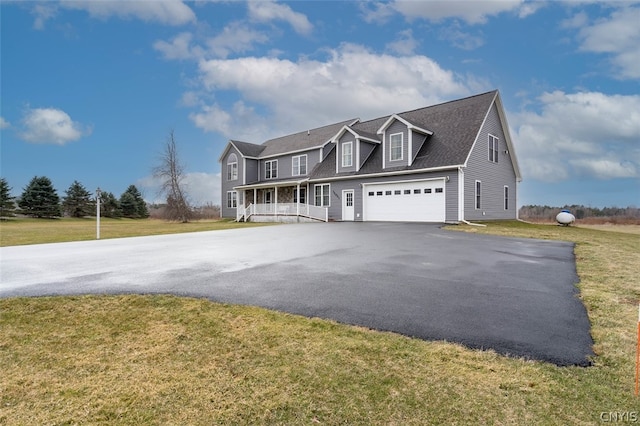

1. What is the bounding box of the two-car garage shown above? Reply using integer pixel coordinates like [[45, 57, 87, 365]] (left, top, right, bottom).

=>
[[362, 178, 446, 222]]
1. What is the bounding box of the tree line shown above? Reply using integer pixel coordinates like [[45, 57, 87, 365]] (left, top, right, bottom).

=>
[[1, 131, 205, 222], [0, 177, 148, 219], [519, 204, 640, 221]]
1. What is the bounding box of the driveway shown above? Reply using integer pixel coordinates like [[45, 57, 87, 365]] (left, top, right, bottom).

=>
[[0, 222, 593, 366]]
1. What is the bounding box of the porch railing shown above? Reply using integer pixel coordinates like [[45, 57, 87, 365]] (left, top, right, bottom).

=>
[[238, 203, 328, 222]]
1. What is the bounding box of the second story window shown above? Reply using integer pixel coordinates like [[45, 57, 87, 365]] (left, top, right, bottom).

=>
[[489, 134, 499, 163], [265, 159, 278, 179], [390, 133, 403, 161], [292, 155, 307, 176], [342, 141, 353, 167], [227, 153, 238, 181]]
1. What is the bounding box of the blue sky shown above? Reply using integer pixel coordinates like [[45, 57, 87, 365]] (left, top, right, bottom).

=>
[[1, 0, 638, 208]]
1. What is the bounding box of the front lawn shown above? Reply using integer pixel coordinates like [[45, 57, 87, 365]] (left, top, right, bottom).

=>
[[1, 221, 639, 424], [0, 217, 273, 247]]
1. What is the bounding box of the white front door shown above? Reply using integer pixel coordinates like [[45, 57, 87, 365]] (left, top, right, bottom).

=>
[[342, 190, 355, 221], [264, 189, 274, 213]]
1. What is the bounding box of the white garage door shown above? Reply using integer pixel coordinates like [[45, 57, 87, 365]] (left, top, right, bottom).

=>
[[364, 179, 446, 222]]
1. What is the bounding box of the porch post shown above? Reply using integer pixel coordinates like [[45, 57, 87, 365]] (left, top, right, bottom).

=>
[[253, 188, 257, 207], [275, 186, 278, 217], [296, 183, 300, 216]]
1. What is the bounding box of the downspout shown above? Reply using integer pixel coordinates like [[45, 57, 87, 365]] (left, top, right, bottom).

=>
[[457, 166, 485, 227], [461, 219, 487, 227]]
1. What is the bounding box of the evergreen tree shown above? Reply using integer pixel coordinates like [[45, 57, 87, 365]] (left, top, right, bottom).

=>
[[119, 192, 138, 218], [100, 191, 121, 218], [19, 176, 61, 218], [62, 180, 94, 218], [120, 185, 148, 218], [0, 178, 16, 217], [137, 198, 150, 219]]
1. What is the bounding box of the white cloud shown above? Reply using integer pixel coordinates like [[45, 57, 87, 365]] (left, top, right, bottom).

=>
[[248, 0, 313, 35], [183, 172, 222, 206], [511, 91, 640, 182], [560, 11, 588, 30], [360, 2, 396, 24], [154, 23, 268, 61], [192, 44, 475, 140], [190, 101, 269, 143], [574, 6, 640, 79], [439, 24, 485, 50], [206, 22, 269, 58], [0, 117, 10, 129], [32, 0, 196, 28], [386, 29, 419, 56], [31, 4, 57, 30], [154, 32, 203, 60], [180, 91, 201, 108], [138, 172, 221, 206], [373, 0, 532, 25], [19, 107, 91, 145]]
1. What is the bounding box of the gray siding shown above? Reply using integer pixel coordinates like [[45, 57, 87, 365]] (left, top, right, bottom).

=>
[[245, 158, 259, 184], [384, 120, 409, 168], [464, 103, 517, 220], [314, 170, 459, 222], [258, 149, 321, 181], [359, 141, 376, 169], [221, 146, 242, 218], [411, 131, 427, 162]]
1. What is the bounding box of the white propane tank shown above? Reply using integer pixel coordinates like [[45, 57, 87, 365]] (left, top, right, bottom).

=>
[[556, 210, 576, 226]]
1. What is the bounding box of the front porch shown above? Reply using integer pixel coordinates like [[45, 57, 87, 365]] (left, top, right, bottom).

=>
[[235, 181, 328, 223]]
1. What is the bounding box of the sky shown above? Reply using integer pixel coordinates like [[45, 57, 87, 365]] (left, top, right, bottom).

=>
[[1, 0, 639, 208]]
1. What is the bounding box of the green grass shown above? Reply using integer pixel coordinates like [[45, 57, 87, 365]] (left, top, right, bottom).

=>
[[1, 221, 639, 424], [0, 217, 273, 247]]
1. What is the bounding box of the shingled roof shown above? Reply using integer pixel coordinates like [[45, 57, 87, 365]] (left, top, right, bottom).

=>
[[229, 140, 266, 158], [258, 119, 357, 158], [309, 90, 498, 179]]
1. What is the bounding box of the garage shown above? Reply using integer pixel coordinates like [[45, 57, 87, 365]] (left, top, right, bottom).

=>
[[363, 179, 446, 222]]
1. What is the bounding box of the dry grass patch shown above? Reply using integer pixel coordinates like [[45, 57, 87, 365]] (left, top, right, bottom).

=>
[[2, 221, 639, 424], [576, 224, 640, 235], [0, 217, 273, 247], [0, 296, 588, 424]]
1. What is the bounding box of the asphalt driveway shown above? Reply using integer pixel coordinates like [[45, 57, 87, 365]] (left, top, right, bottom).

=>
[[0, 222, 593, 366]]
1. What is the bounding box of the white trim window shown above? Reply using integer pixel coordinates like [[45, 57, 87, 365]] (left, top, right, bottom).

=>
[[265, 159, 278, 179], [475, 180, 481, 210], [504, 186, 509, 210], [488, 134, 499, 163], [342, 141, 353, 167], [227, 191, 237, 209], [390, 133, 403, 161], [315, 184, 330, 207], [227, 153, 238, 181], [292, 154, 307, 176]]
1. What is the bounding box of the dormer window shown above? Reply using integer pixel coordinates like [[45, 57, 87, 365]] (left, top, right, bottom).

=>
[[390, 133, 403, 161], [342, 141, 353, 167], [227, 153, 238, 181], [265, 159, 278, 179]]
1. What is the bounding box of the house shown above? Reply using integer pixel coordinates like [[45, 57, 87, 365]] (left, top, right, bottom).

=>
[[219, 90, 521, 223]]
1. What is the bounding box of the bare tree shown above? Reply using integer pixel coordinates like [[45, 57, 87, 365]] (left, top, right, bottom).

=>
[[153, 130, 192, 222]]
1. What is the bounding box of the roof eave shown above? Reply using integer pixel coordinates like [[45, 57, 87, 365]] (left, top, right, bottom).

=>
[[376, 114, 433, 136]]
